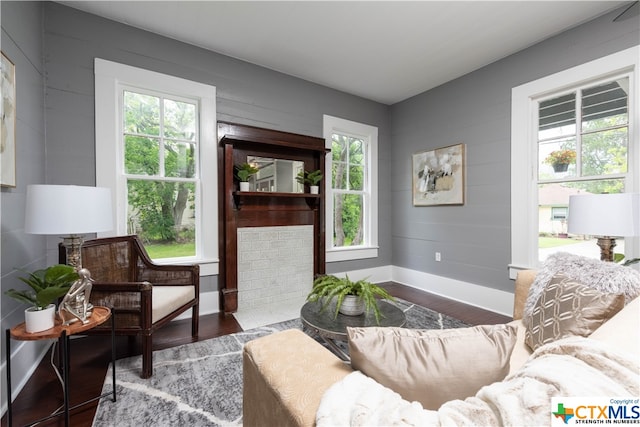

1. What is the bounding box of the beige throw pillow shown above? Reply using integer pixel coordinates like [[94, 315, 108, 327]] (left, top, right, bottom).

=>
[[524, 274, 625, 351], [347, 324, 517, 410]]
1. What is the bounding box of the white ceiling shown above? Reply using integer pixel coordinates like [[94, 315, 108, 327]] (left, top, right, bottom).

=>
[[59, 1, 630, 105]]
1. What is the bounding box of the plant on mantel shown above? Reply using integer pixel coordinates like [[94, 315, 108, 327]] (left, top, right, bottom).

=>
[[234, 162, 259, 182], [296, 169, 323, 186]]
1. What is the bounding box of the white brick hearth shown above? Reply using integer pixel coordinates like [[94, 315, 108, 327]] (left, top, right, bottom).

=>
[[234, 225, 314, 329]]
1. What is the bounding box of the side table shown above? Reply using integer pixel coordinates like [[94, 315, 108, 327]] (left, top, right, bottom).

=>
[[5, 306, 116, 427], [300, 300, 406, 361]]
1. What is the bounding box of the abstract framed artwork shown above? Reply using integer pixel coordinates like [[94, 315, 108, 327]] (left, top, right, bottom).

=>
[[412, 143, 465, 206], [1, 51, 16, 188]]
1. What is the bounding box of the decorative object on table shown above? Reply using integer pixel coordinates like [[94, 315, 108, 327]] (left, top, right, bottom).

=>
[[24, 184, 113, 326], [544, 149, 576, 173], [306, 274, 395, 323], [412, 143, 465, 206], [234, 162, 259, 191], [296, 169, 323, 194], [58, 268, 95, 325], [1, 51, 16, 188], [4, 264, 79, 333], [567, 193, 639, 262]]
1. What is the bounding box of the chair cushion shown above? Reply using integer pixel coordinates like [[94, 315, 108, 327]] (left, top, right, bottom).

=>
[[152, 286, 195, 323], [524, 274, 624, 351], [347, 324, 517, 410]]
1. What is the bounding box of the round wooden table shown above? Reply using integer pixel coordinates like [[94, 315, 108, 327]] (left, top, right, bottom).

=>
[[6, 306, 115, 427]]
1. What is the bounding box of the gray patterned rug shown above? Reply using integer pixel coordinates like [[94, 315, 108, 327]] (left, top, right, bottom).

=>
[[92, 299, 469, 426]]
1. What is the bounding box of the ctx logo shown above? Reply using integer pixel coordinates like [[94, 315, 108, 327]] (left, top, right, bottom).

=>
[[553, 403, 608, 424]]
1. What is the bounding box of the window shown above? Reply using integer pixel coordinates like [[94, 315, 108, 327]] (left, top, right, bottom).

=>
[[95, 59, 218, 275], [510, 46, 639, 277], [323, 115, 378, 262]]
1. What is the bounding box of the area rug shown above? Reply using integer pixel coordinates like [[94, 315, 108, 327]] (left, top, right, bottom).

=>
[[92, 299, 470, 426]]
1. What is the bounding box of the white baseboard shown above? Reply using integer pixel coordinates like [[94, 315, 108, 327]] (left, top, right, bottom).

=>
[[390, 266, 514, 316], [332, 265, 513, 317], [1, 339, 53, 417]]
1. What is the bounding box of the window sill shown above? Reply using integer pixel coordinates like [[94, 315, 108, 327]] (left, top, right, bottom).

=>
[[153, 257, 219, 276], [326, 247, 379, 262]]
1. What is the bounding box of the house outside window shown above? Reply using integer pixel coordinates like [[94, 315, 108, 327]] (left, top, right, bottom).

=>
[[95, 59, 218, 275], [510, 47, 639, 277], [323, 115, 378, 262]]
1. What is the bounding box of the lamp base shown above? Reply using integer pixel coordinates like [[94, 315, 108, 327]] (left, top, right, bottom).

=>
[[62, 234, 84, 270], [596, 237, 616, 262]]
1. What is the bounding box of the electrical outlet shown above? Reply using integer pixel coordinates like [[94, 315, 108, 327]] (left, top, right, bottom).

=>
[[435, 252, 441, 262]]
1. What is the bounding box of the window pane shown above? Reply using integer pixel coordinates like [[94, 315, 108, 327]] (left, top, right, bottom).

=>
[[349, 138, 364, 164], [164, 99, 196, 141], [538, 179, 625, 261], [165, 140, 196, 178], [127, 179, 196, 259], [581, 127, 628, 176], [124, 91, 160, 136], [538, 92, 576, 140], [349, 165, 364, 190], [332, 161, 347, 190], [581, 79, 628, 132], [332, 134, 346, 162], [333, 193, 363, 247], [124, 135, 160, 175], [538, 137, 576, 179]]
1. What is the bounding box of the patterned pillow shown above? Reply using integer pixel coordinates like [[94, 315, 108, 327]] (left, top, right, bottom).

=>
[[523, 252, 640, 324], [524, 274, 625, 351]]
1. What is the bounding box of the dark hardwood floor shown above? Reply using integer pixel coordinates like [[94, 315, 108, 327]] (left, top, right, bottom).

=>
[[1, 283, 511, 427]]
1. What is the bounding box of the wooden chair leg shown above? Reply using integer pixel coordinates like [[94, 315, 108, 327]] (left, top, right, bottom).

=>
[[192, 305, 199, 337], [141, 334, 152, 378]]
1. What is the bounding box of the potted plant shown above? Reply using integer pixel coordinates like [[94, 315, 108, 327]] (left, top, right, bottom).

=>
[[5, 264, 79, 333], [544, 149, 576, 172], [296, 169, 323, 194], [306, 274, 395, 323], [235, 163, 259, 191]]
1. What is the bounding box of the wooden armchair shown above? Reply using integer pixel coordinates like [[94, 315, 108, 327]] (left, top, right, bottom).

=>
[[59, 235, 199, 378]]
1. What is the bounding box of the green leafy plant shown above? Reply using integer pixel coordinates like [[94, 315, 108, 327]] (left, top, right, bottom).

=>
[[544, 149, 576, 166], [5, 264, 79, 310], [296, 169, 323, 186], [306, 274, 395, 323], [235, 163, 259, 182], [613, 253, 640, 266]]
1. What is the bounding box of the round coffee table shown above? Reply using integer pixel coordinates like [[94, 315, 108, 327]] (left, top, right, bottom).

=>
[[300, 300, 406, 360]]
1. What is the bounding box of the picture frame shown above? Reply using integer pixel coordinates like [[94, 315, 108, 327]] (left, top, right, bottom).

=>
[[1, 51, 16, 188], [412, 143, 465, 206]]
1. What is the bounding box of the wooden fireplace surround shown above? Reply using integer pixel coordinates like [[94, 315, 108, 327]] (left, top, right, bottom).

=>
[[218, 122, 328, 314]]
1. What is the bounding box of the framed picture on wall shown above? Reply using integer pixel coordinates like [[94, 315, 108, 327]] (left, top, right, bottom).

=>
[[1, 51, 16, 188], [412, 143, 465, 206]]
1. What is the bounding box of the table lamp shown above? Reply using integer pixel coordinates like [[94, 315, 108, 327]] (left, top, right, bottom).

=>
[[567, 193, 638, 262], [24, 184, 113, 324]]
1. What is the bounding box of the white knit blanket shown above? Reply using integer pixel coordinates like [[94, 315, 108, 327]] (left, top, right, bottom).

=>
[[316, 337, 639, 427]]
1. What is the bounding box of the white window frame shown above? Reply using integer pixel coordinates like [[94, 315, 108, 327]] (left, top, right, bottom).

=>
[[510, 46, 639, 278], [94, 58, 218, 275], [323, 115, 378, 262]]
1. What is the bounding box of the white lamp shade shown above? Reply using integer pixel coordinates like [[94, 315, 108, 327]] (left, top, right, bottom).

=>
[[25, 185, 113, 235], [567, 193, 638, 237]]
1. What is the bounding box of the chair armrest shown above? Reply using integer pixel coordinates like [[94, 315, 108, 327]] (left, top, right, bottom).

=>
[[90, 281, 153, 330]]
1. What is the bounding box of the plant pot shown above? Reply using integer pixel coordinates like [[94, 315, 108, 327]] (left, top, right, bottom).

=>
[[339, 295, 365, 316], [552, 163, 569, 172], [309, 185, 319, 194], [24, 304, 56, 333], [239, 181, 250, 192]]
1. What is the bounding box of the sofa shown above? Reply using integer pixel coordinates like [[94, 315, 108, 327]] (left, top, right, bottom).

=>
[[243, 262, 640, 426]]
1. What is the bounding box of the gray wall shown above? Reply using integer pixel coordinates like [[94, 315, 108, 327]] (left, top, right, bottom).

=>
[[390, 6, 640, 293], [1, 0, 48, 354], [42, 2, 392, 292]]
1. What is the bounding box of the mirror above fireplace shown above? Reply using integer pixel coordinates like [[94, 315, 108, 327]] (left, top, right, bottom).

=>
[[247, 156, 305, 193]]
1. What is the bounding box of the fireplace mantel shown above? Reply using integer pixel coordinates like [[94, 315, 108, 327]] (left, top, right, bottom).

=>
[[218, 122, 328, 314]]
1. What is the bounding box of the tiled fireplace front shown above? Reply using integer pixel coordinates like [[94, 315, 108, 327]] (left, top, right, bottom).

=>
[[237, 225, 314, 311]]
